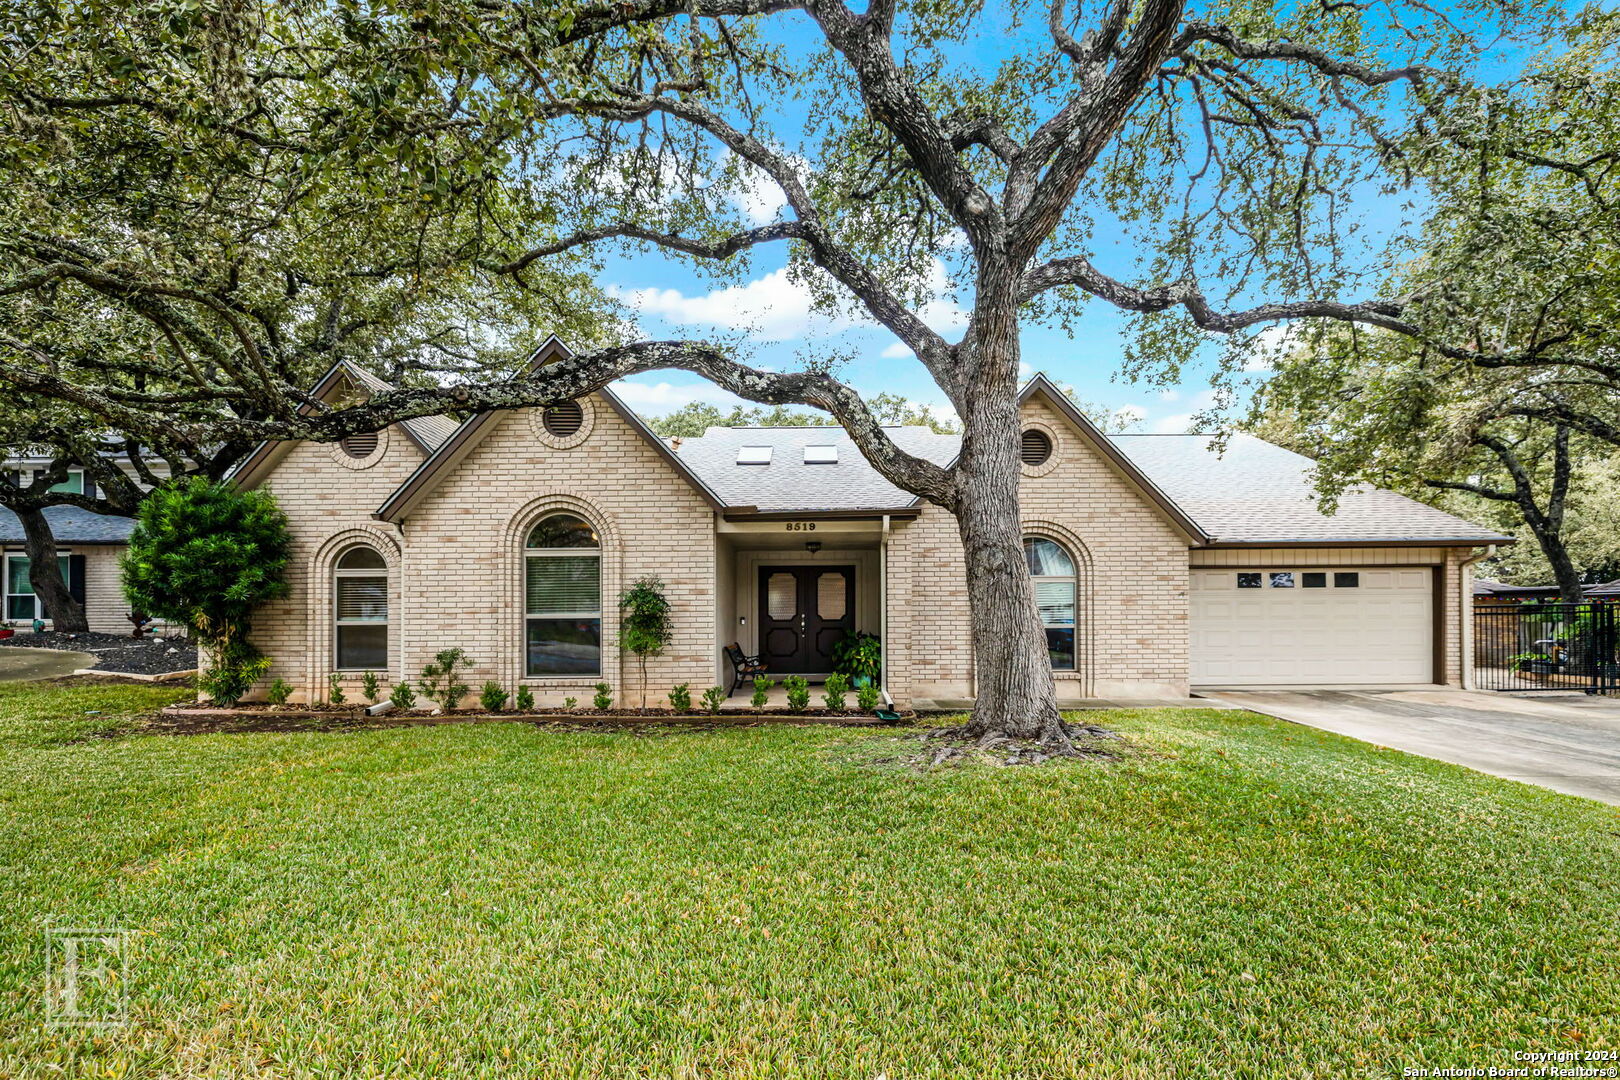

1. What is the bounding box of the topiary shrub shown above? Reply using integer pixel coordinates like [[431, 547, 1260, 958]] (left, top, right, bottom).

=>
[[593, 682, 613, 710], [856, 683, 882, 711], [821, 672, 848, 710], [122, 478, 290, 705], [783, 675, 810, 712], [618, 577, 673, 708], [668, 683, 692, 712], [480, 680, 509, 712], [751, 675, 773, 711], [266, 677, 292, 707], [515, 685, 535, 711]]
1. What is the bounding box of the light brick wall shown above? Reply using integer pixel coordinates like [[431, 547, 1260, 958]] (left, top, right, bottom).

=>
[[1, 544, 130, 636], [885, 396, 1193, 703]]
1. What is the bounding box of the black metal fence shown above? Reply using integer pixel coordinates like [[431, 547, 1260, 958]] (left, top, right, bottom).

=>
[[1474, 601, 1619, 693]]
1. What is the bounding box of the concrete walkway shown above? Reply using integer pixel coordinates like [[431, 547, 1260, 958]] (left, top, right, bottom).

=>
[[0, 646, 95, 683], [1206, 688, 1620, 806]]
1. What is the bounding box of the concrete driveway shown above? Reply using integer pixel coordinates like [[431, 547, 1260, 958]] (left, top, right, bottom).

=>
[[1205, 688, 1620, 806], [0, 646, 94, 682]]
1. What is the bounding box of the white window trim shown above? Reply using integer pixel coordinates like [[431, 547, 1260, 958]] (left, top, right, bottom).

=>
[[1025, 537, 1077, 672], [523, 538, 603, 678], [4, 552, 72, 624], [333, 559, 389, 672]]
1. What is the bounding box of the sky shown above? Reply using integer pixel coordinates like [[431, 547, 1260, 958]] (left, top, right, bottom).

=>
[[594, 1, 1540, 434]]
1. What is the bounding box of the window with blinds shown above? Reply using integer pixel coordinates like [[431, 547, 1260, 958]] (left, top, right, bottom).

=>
[[1023, 536, 1077, 671], [525, 514, 602, 676], [334, 545, 388, 670]]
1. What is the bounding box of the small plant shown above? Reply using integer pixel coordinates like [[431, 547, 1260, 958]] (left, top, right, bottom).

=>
[[783, 675, 810, 712], [480, 680, 510, 712], [618, 576, 673, 708], [750, 675, 773, 710], [419, 647, 470, 711], [564, 696, 578, 710], [1509, 651, 1555, 672], [515, 685, 535, 711], [389, 680, 417, 709], [266, 677, 292, 706], [593, 682, 613, 710], [830, 630, 882, 685], [327, 672, 346, 706], [700, 685, 727, 714], [857, 683, 882, 711], [360, 670, 381, 704], [821, 672, 849, 710], [668, 683, 692, 712]]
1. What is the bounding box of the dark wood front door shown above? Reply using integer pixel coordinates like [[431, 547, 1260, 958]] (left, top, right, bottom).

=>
[[758, 565, 856, 673]]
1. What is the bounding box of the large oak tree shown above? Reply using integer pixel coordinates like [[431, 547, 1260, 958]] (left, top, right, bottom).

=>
[[1, 0, 1604, 746]]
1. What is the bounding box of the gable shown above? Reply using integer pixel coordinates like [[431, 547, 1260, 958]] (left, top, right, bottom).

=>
[[374, 339, 725, 523]]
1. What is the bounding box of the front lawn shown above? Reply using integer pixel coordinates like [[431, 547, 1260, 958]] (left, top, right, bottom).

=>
[[1, 680, 1616, 1077]]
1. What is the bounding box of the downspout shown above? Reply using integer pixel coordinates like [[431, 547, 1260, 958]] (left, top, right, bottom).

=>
[[880, 515, 891, 707], [1459, 544, 1496, 690]]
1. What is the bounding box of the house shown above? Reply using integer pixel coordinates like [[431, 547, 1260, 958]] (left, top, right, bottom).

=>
[[0, 506, 135, 632], [207, 341, 1512, 706]]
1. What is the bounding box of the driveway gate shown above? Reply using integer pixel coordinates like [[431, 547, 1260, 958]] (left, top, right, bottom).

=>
[[1474, 600, 1619, 693]]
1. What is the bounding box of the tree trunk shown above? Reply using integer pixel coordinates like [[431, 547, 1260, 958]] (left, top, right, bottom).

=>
[[1526, 518, 1586, 604], [16, 507, 89, 633], [952, 307, 1068, 749]]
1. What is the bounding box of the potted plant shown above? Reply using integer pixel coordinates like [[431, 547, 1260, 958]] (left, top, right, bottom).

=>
[[831, 630, 881, 688], [0, 621, 14, 640], [1509, 652, 1556, 676]]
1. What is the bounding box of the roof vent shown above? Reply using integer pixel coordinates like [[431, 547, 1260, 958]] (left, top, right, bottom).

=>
[[542, 400, 584, 437], [737, 446, 772, 465], [1021, 429, 1052, 466], [341, 431, 378, 458], [803, 445, 838, 465]]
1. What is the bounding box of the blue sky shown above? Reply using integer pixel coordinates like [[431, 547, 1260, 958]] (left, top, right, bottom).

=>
[[598, 2, 1537, 433]]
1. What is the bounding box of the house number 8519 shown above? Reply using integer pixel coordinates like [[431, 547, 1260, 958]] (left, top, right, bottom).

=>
[[784, 521, 816, 531]]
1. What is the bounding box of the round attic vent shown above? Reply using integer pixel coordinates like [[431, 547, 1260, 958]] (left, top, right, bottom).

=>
[[543, 400, 585, 438], [341, 431, 379, 459], [1020, 428, 1052, 467]]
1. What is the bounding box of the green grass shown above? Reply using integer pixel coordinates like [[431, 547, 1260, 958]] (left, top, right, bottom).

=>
[[1, 680, 1617, 1078]]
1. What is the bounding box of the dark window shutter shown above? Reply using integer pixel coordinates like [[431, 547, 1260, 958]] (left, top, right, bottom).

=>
[[83, 476, 96, 499], [68, 554, 86, 604]]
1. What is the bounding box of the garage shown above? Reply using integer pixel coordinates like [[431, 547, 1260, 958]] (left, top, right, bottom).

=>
[[1190, 567, 1434, 685]]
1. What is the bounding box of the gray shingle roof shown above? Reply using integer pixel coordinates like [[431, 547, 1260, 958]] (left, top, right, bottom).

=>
[[1108, 434, 1512, 544], [0, 505, 135, 545], [673, 425, 959, 511], [673, 424, 1509, 545], [342, 365, 458, 451]]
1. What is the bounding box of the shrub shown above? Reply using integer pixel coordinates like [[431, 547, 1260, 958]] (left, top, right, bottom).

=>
[[515, 685, 535, 711], [389, 680, 417, 709], [668, 683, 692, 712], [360, 670, 381, 704], [266, 677, 292, 706], [419, 647, 470, 711], [750, 675, 773, 710], [593, 682, 613, 710], [857, 683, 882, 711], [821, 672, 848, 710], [617, 577, 672, 708], [564, 696, 578, 710], [328, 673, 346, 706], [123, 478, 291, 704], [700, 686, 727, 714], [784, 675, 810, 712], [480, 681, 510, 712]]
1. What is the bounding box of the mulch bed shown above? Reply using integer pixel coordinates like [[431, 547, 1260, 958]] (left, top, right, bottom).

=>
[[145, 703, 915, 737], [0, 631, 197, 675]]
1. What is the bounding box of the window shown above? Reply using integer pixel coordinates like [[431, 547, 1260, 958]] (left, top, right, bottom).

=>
[[50, 470, 85, 494], [525, 514, 601, 676], [340, 432, 378, 458], [5, 554, 73, 622], [803, 445, 838, 464], [1024, 537, 1076, 671], [542, 400, 584, 437], [1270, 572, 1295, 588], [1021, 429, 1053, 466], [736, 446, 772, 465], [1303, 572, 1327, 588], [1237, 573, 1262, 589], [334, 546, 388, 670], [1334, 572, 1361, 588]]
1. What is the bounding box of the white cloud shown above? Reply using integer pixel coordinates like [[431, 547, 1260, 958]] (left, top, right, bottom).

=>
[[880, 342, 913, 359], [1152, 413, 1194, 433], [731, 157, 791, 226], [1158, 388, 1180, 402], [1245, 322, 1303, 370], [1114, 405, 1146, 427], [608, 378, 749, 415]]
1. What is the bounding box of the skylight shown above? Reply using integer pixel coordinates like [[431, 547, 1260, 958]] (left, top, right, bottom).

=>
[[736, 446, 773, 465], [803, 445, 838, 465]]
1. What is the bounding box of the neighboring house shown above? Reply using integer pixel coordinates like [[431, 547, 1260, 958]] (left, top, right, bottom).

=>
[[206, 341, 1511, 706], [1474, 579, 1620, 604], [0, 506, 134, 632]]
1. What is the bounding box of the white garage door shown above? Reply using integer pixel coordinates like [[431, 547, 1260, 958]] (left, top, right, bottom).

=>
[[1191, 567, 1434, 685]]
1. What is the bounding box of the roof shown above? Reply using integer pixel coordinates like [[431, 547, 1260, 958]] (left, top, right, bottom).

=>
[[1107, 433, 1513, 546], [1475, 578, 1620, 598], [0, 505, 135, 545], [674, 424, 958, 512], [341, 364, 458, 451]]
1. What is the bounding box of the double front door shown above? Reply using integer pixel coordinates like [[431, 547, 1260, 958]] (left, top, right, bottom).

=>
[[758, 565, 855, 673]]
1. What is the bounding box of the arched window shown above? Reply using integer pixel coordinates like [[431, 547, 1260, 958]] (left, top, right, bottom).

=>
[[1024, 537, 1076, 671], [334, 545, 388, 670], [525, 513, 601, 676]]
